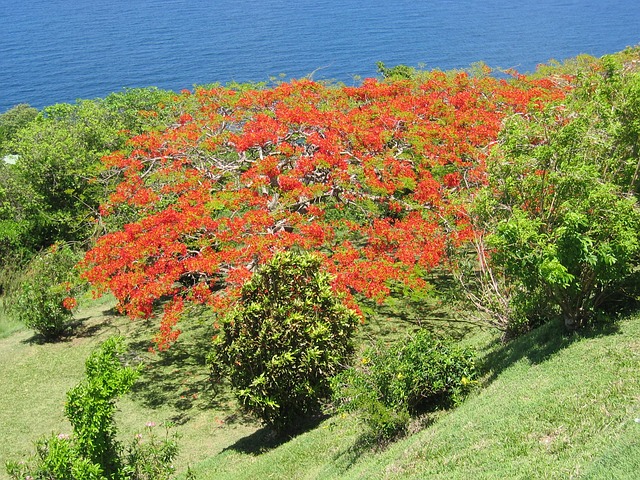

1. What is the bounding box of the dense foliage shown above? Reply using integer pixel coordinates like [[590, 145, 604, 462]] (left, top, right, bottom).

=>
[[0, 88, 178, 259], [66, 337, 141, 476], [0, 103, 38, 156], [331, 330, 476, 440], [3, 47, 640, 474], [462, 53, 640, 334], [79, 71, 568, 347], [209, 251, 358, 431]]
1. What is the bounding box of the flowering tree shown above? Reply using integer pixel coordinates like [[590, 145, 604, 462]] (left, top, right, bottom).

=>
[[80, 72, 569, 348]]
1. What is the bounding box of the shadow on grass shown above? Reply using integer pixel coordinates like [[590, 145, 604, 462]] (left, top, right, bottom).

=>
[[19, 324, 91, 346], [222, 414, 327, 456], [365, 299, 476, 341], [357, 271, 477, 347], [222, 427, 289, 455], [479, 316, 623, 386], [328, 412, 437, 476], [72, 317, 114, 338], [20, 331, 66, 345], [126, 319, 240, 422], [18, 303, 128, 345]]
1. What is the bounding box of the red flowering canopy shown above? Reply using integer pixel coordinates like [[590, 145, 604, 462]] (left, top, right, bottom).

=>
[[81, 71, 569, 348]]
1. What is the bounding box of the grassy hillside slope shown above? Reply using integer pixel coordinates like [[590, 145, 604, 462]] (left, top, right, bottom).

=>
[[1, 298, 639, 479], [185, 316, 640, 479], [0, 296, 260, 479]]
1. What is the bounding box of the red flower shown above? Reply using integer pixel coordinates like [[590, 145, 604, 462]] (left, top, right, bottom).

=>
[[62, 297, 77, 310], [79, 72, 569, 348]]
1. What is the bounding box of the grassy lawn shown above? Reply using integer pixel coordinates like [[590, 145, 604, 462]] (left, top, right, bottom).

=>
[[0, 305, 23, 340], [1, 294, 639, 479], [0, 295, 259, 478]]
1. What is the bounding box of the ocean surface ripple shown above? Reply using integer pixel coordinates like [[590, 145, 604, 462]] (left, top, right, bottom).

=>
[[0, 0, 639, 111]]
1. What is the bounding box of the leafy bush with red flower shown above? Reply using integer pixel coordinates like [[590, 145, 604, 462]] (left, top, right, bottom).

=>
[[11, 242, 85, 339]]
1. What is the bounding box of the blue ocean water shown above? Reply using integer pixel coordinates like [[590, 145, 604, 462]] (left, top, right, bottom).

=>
[[0, 0, 639, 112]]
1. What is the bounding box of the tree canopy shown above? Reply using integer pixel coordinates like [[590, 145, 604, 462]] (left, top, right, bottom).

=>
[[79, 72, 569, 348]]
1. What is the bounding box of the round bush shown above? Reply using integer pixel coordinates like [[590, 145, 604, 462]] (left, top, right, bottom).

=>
[[332, 330, 477, 440], [12, 243, 83, 339], [209, 251, 359, 432]]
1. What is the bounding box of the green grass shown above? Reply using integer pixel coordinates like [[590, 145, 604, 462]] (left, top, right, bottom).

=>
[[0, 295, 260, 478], [0, 304, 23, 339], [1, 295, 639, 479], [183, 316, 640, 479]]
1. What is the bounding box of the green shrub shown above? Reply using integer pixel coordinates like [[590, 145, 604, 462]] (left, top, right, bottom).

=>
[[11, 242, 84, 339], [332, 366, 411, 441], [5, 337, 179, 480], [0, 160, 37, 259], [4, 89, 177, 255], [6, 434, 105, 480], [122, 423, 179, 480], [208, 251, 359, 432], [66, 337, 141, 477], [0, 103, 38, 155], [478, 75, 640, 331], [332, 330, 477, 441], [376, 61, 416, 79]]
